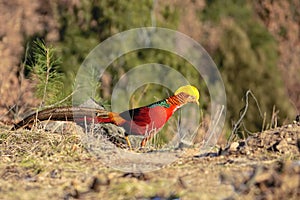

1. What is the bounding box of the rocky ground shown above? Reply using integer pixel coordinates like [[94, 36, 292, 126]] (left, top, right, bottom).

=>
[[0, 121, 299, 200]]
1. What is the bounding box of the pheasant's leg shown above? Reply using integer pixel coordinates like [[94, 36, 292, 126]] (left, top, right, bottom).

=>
[[140, 130, 156, 147], [140, 138, 147, 147], [125, 135, 132, 150]]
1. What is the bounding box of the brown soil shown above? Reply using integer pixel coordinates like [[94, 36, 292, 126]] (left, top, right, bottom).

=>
[[0, 122, 299, 199]]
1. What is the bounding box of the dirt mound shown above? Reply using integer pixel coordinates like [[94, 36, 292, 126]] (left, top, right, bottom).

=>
[[216, 122, 300, 199], [223, 122, 300, 157]]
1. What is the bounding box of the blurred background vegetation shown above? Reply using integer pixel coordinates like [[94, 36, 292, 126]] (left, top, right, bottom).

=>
[[1, 0, 299, 139]]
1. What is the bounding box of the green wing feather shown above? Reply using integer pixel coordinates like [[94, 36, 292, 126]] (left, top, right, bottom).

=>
[[147, 99, 170, 108]]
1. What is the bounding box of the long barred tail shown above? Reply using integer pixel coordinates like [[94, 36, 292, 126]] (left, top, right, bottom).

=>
[[11, 106, 113, 130]]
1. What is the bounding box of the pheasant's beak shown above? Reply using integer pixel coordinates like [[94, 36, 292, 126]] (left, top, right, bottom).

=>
[[192, 99, 199, 106], [189, 96, 199, 105]]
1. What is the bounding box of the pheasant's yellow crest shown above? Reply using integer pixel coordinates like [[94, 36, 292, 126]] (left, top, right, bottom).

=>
[[174, 85, 200, 102]]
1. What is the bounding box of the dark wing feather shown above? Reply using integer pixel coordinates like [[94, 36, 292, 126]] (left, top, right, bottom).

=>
[[119, 107, 151, 126]]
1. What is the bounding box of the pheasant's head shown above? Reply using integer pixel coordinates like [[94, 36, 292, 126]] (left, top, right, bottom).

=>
[[174, 85, 200, 105]]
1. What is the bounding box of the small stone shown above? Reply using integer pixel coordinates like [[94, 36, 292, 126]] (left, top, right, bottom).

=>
[[229, 142, 240, 151], [276, 139, 288, 153], [50, 169, 61, 179]]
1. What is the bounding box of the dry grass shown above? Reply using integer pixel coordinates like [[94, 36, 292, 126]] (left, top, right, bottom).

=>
[[0, 123, 299, 199]]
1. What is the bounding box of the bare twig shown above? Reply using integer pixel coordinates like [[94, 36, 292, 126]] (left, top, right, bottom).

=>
[[270, 106, 279, 129], [226, 90, 263, 147]]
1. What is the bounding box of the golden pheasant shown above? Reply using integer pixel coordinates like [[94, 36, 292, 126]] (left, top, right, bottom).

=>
[[12, 85, 200, 148]]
